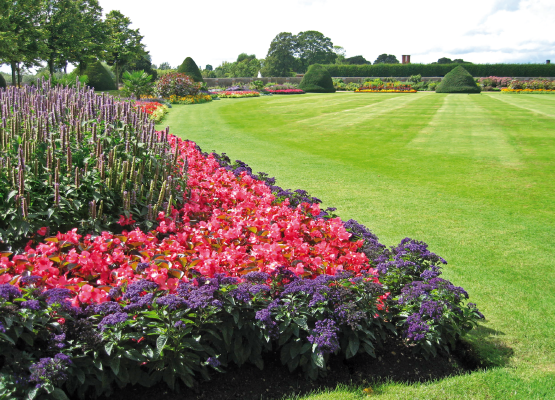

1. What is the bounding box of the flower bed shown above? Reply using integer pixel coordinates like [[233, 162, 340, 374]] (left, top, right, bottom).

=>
[[265, 89, 305, 95], [501, 88, 555, 93], [0, 84, 483, 399], [133, 101, 169, 122], [167, 94, 213, 104], [216, 91, 260, 98], [356, 85, 417, 93]]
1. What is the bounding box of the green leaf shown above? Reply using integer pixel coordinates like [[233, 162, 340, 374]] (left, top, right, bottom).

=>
[[123, 348, 146, 362], [75, 367, 85, 385], [50, 388, 70, 400], [0, 332, 15, 345], [311, 351, 324, 369], [156, 334, 168, 353], [20, 332, 34, 346], [110, 356, 120, 375], [347, 336, 360, 359], [26, 386, 39, 400], [105, 342, 114, 356]]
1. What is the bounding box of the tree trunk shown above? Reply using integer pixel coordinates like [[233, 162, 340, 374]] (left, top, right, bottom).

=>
[[17, 64, 22, 87], [10, 61, 16, 86], [115, 61, 119, 88], [48, 57, 55, 76]]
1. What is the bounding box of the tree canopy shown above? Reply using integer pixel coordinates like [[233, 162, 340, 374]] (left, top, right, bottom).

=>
[[295, 31, 336, 73], [373, 54, 399, 64], [262, 32, 298, 77]]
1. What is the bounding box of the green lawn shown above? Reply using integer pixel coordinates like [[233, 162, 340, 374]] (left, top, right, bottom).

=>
[[156, 92, 555, 399]]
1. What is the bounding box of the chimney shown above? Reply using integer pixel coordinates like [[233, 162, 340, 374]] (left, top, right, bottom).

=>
[[547, 60, 551, 64], [402, 55, 411, 64]]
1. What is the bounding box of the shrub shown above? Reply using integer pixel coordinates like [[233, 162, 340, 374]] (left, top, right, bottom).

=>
[[155, 72, 201, 98], [121, 70, 155, 98], [299, 64, 335, 93], [0, 81, 186, 251], [177, 57, 204, 82], [84, 61, 117, 91], [0, 73, 6, 89], [436, 66, 481, 93]]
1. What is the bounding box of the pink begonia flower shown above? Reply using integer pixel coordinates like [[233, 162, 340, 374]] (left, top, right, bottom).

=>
[[37, 227, 48, 236]]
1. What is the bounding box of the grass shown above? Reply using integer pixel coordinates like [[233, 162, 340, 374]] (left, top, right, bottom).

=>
[[156, 92, 555, 398]]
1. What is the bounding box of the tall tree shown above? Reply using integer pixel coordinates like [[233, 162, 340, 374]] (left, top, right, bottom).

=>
[[42, 0, 82, 75], [295, 31, 336, 73], [103, 10, 145, 88], [0, 0, 45, 86], [373, 54, 399, 64], [262, 32, 297, 77], [70, 0, 106, 74]]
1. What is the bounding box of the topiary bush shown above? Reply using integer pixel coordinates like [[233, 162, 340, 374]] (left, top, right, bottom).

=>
[[435, 66, 481, 93], [0, 74, 6, 89], [84, 61, 117, 91], [299, 64, 335, 93], [177, 57, 204, 82]]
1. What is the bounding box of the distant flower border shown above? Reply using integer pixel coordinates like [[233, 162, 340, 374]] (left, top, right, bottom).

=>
[[217, 91, 260, 98]]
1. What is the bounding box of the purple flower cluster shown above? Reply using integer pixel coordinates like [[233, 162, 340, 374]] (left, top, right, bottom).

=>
[[20, 300, 41, 310], [48, 333, 66, 350], [0, 321, 5, 333], [399, 278, 468, 305], [29, 353, 72, 388], [98, 312, 128, 331], [122, 280, 159, 311], [0, 283, 21, 301], [206, 356, 221, 368], [376, 237, 446, 276], [20, 275, 42, 285], [42, 288, 72, 305], [307, 319, 340, 354], [176, 279, 222, 310], [156, 294, 188, 310], [334, 301, 367, 330], [404, 313, 430, 341], [87, 301, 122, 315], [419, 300, 444, 321]]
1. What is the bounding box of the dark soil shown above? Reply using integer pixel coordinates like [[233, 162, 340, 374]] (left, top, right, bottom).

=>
[[85, 339, 478, 400]]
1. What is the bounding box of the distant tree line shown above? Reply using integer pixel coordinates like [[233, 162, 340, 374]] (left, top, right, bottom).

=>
[[0, 0, 151, 87]]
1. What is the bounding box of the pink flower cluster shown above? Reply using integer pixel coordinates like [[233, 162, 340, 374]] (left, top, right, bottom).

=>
[[0, 135, 374, 305]]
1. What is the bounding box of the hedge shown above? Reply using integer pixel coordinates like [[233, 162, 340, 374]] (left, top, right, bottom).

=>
[[323, 63, 555, 78]]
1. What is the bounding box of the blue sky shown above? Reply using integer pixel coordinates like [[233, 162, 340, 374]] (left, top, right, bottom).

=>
[[2, 0, 554, 73]]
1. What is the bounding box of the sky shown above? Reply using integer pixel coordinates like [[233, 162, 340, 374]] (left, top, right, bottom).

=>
[[2, 0, 554, 73]]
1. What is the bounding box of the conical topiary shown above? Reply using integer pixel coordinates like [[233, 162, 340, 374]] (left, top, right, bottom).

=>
[[177, 57, 203, 82], [298, 64, 335, 93], [0, 74, 6, 89], [85, 61, 116, 91], [436, 65, 481, 93]]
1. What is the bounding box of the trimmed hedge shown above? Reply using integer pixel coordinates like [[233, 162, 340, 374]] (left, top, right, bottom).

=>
[[177, 57, 204, 82], [299, 64, 335, 93], [0, 73, 6, 89], [84, 61, 116, 91], [436, 66, 481, 93], [323, 63, 555, 78]]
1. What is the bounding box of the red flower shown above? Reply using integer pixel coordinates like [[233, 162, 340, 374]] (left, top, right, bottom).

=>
[[37, 227, 48, 236], [57, 318, 66, 324]]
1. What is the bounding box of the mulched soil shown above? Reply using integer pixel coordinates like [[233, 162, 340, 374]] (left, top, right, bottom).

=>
[[85, 339, 479, 400]]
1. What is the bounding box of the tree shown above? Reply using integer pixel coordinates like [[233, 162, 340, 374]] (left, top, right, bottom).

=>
[[103, 10, 146, 88], [205, 64, 213, 71], [237, 53, 256, 63], [346, 55, 370, 65], [0, 0, 45, 86], [374, 54, 399, 64], [70, 0, 106, 74], [158, 61, 172, 70], [126, 53, 157, 80], [295, 31, 336, 73], [437, 57, 453, 64], [262, 32, 297, 77], [333, 46, 347, 64], [229, 57, 261, 77]]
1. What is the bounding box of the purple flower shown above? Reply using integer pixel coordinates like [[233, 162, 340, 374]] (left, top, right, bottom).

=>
[[307, 319, 340, 355], [255, 308, 279, 339], [244, 271, 269, 283], [21, 300, 41, 310], [99, 312, 128, 331], [122, 280, 159, 302], [156, 294, 187, 310], [136, 262, 149, 272], [420, 265, 442, 280], [29, 353, 72, 387], [20, 275, 42, 285], [174, 320, 186, 329], [334, 301, 367, 330], [207, 357, 221, 368], [419, 300, 444, 321], [404, 313, 430, 342], [87, 301, 122, 315], [0, 322, 5, 333], [42, 288, 72, 305], [0, 284, 21, 301], [467, 303, 485, 319]]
